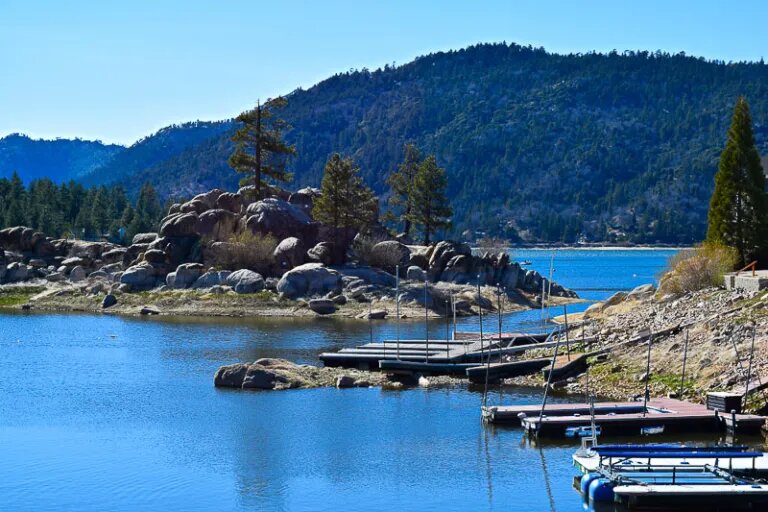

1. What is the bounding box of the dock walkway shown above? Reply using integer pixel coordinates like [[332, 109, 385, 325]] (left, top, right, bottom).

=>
[[483, 398, 766, 436]]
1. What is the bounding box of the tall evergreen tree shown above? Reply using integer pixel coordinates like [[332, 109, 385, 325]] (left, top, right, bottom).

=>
[[386, 143, 421, 237], [408, 155, 452, 244], [706, 97, 768, 266], [313, 153, 376, 231], [229, 97, 296, 200]]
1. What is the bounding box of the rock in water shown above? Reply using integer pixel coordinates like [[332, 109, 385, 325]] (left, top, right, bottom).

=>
[[102, 294, 117, 309], [214, 363, 250, 387], [336, 375, 355, 388], [226, 269, 265, 294], [309, 298, 336, 315], [366, 309, 387, 320]]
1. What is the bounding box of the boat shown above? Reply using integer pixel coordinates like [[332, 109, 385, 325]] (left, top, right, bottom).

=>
[[574, 443, 768, 509]]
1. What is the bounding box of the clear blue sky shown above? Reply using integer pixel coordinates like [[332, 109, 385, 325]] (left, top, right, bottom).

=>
[[1, 0, 765, 145]]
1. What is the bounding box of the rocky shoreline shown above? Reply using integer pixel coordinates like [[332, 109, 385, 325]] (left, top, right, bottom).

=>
[[0, 186, 577, 319]]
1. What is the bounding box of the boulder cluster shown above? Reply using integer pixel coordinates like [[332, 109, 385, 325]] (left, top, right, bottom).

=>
[[0, 186, 575, 311]]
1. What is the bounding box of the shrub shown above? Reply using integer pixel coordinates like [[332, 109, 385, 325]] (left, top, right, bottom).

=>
[[352, 232, 389, 265], [212, 231, 278, 275], [659, 243, 738, 295]]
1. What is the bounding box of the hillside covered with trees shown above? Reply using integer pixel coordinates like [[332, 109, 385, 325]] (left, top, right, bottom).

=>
[[3, 43, 767, 243]]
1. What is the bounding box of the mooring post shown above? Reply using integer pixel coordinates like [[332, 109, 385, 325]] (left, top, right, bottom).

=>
[[563, 305, 571, 362], [744, 326, 756, 411], [445, 299, 451, 362], [477, 274, 484, 358], [424, 275, 429, 364], [395, 265, 400, 360], [679, 328, 689, 398], [536, 328, 563, 439], [642, 326, 654, 417]]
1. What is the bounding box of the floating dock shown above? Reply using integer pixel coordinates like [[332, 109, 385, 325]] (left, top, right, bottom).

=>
[[319, 332, 561, 371], [575, 444, 768, 509], [483, 398, 766, 436]]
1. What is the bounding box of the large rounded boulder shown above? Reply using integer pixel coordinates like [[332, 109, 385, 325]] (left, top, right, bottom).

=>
[[215, 192, 243, 213], [159, 213, 200, 237], [197, 209, 239, 240], [245, 198, 317, 242], [273, 237, 305, 270], [368, 240, 410, 273], [119, 264, 158, 291], [225, 269, 265, 294], [276, 263, 341, 299]]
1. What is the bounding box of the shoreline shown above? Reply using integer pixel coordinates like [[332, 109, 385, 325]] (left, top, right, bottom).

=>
[[0, 282, 582, 320]]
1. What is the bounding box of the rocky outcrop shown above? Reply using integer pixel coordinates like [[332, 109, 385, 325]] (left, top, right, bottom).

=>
[[276, 263, 341, 299], [214, 358, 388, 391]]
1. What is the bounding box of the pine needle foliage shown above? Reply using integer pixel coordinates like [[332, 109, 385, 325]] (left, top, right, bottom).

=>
[[229, 97, 296, 200], [408, 155, 452, 244], [313, 153, 376, 231], [706, 97, 768, 266], [386, 143, 421, 237]]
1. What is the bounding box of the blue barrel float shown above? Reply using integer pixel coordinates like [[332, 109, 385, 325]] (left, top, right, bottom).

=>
[[588, 478, 615, 503], [580, 473, 601, 497]]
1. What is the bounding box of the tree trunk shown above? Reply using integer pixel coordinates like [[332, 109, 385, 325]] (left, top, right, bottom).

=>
[[255, 101, 262, 200]]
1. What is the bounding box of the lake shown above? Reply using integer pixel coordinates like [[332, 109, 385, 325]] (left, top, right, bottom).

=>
[[0, 249, 692, 511]]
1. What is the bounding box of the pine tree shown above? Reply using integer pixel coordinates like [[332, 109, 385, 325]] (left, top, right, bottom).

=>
[[313, 153, 376, 231], [229, 97, 296, 200], [386, 143, 422, 237], [130, 183, 162, 237], [408, 155, 452, 244], [706, 97, 768, 266]]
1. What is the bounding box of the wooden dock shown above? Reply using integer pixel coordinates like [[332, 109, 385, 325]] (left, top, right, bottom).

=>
[[483, 398, 766, 436], [319, 332, 557, 371]]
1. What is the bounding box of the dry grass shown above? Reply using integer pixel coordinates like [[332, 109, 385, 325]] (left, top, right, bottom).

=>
[[212, 231, 278, 274], [659, 243, 738, 295], [352, 232, 390, 265]]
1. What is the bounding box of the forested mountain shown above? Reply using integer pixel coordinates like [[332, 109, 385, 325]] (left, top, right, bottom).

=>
[[0, 134, 122, 183], [5, 43, 768, 243]]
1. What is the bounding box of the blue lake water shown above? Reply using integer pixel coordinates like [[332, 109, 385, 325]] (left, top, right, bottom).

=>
[[0, 249, 687, 511]]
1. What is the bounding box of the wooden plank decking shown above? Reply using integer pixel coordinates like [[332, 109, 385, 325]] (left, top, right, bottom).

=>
[[483, 398, 766, 436]]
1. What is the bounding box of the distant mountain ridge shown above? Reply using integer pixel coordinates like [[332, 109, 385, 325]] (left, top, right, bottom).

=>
[[0, 134, 123, 183], [3, 43, 768, 243]]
